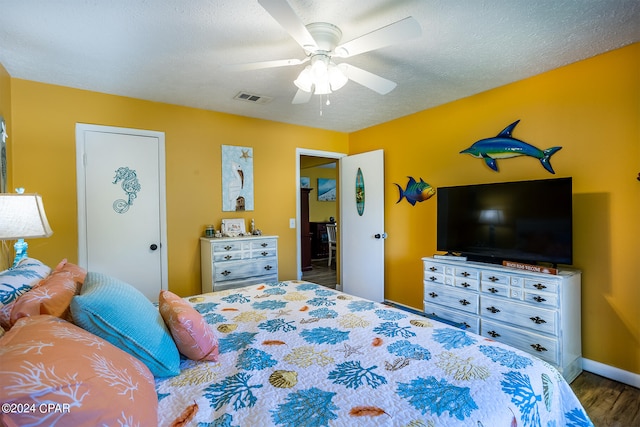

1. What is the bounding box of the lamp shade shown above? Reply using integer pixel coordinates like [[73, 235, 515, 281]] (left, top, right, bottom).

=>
[[0, 193, 53, 239]]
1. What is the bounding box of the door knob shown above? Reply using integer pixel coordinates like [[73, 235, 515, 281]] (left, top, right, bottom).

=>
[[150, 244, 158, 251], [374, 233, 388, 239]]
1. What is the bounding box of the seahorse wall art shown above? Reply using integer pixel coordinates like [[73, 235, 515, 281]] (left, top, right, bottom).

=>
[[460, 120, 562, 173], [112, 166, 141, 214], [394, 177, 435, 206]]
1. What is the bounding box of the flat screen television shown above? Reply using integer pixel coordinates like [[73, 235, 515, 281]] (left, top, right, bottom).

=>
[[437, 177, 573, 266]]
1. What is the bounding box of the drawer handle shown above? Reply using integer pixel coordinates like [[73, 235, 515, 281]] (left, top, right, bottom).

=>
[[461, 271, 470, 277], [264, 265, 273, 271], [486, 306, 500, 314], [533, 283, 547, 290], [261, 243, 268, 247], [488, 330, 500, 338], [429, 276, 438, 282], [224, 245, 232, 251], [533, 296, 546, 303], [428, 292, 438, 298], [461, 282, 471, 288], [530, 316, 546, 325], [459, 299, 470, 306], [221, 270, 231, 276], [429, 266, 437, 272], [488, 276, 499, 282], [224, 255, 232, 260], [531, 344, 548, 352], [488, 287, 499, 294], [261, 251, 269, 257]]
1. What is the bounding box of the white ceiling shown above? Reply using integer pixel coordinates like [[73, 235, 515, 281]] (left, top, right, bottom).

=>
[[1, 1, 639, 133]]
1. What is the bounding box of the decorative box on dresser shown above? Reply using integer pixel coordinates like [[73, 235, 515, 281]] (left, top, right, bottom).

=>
[[422, 257, 583, 382], [201, 236, 278, 292]]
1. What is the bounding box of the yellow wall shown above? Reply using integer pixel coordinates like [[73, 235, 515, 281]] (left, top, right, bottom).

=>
[[350, 43, 640, 374], [3, 43, 638, 375], [8, 79, 348, 296]]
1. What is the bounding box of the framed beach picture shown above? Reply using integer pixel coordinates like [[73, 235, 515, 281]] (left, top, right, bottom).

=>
[[221, 218, 246, 237], [317, 178, 336, 201], [222, 145, 254, 211]]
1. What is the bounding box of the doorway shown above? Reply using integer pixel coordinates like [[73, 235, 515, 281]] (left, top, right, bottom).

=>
[[296, 149, 345, 288], [76, 124, 168, 301]]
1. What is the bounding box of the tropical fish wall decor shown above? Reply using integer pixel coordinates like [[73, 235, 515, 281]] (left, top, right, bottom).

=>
[[395, 177, 435, 206], [460, 120, 562, 174]]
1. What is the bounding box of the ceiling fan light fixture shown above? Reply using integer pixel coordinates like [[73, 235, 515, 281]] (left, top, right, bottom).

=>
[[294, 66, 313, 92], [328, 63, 348, 91]]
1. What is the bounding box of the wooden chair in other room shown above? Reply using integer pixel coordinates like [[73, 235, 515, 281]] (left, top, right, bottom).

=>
[[326, 223, 337, 267]]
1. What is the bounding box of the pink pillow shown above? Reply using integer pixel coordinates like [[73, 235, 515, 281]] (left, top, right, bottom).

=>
[[159, 290, 219, 361], [10, 261, 86, 325], [0, 315, 157, 427]]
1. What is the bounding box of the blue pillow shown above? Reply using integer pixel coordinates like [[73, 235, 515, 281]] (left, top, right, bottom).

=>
[[70, 272, 180, 377]]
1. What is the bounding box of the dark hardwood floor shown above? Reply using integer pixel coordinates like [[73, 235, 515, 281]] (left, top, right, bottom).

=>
[[302, 258, 337, 289], [302, 261, 639, 426], [570, 371, 640, 427]]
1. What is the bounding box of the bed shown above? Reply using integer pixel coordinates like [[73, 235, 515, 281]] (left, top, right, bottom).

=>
[[0, 259, 593, 427], [155, 280, 592, 427]]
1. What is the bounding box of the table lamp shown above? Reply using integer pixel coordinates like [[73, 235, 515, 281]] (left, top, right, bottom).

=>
[[0, 189, 53, 268]]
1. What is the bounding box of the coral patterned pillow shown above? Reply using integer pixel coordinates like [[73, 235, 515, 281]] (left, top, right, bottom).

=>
[[0, 315, 157, 427], [159, 290, 219, 361], [10, 261, 86, 325], [0, 258, 51, 329]]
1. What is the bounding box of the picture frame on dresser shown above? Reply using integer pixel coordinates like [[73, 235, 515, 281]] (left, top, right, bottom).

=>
[[221, 218, 246, 237]]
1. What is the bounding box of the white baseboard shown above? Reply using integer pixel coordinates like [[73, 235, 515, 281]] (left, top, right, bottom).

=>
[[582, 358, 640, 388]]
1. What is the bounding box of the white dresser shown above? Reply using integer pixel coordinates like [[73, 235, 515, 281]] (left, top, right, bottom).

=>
[[422, 257, 582, 382], [201, 236, 278, 292]]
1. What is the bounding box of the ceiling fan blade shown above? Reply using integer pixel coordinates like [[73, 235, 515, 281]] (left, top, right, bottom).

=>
[[335, 16, 421, 58], [292, 88, 312, 104], [224, 57, 308, 72], [339, 64, 397, 95], [258, 0, 318, 51]]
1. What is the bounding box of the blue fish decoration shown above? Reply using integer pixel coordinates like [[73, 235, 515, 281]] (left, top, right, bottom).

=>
[[395, 177, 435, 206], [460, 120, 562, 173]]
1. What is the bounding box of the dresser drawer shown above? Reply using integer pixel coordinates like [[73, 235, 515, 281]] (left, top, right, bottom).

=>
[[481, 282, 509, 298], [250, 239, 277, 250], [251, 247, 277, 259], [213, 251, 243, 262], [423, 272, 445, 285], [424, 283, 478, 314], [524, 278, 558, 294], [481, 319, 559, 365], [523, 290, 558, 308], [424, 261, 446, 275], [424, 302, 479, 333], [481, 270, 511, 286], [214, 259, 277, 282], [212, 241, 244, 253], [454, 276, 479, 291], [454, 266, 480, 281], [481, 295, 557, 335]]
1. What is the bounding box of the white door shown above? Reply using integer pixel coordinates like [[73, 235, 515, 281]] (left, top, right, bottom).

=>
[[339, 149, 385, 301], [76, 124, 167, 301]]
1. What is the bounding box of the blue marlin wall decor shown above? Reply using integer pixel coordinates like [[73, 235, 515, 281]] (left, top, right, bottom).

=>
[[395, 177, 435, 205], [460, 120, 562, 173]]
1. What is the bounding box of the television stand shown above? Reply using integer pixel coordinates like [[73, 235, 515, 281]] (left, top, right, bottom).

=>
[[422, 256, 583, 383]]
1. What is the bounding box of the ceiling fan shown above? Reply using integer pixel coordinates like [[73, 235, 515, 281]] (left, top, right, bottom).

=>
[[230, 0, 422, 104]]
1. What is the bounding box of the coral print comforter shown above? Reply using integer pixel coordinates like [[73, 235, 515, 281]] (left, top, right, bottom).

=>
[[156, 280, 592, 427]]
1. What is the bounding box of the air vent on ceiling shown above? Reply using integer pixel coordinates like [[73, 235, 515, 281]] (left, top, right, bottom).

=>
[[234, 92, 273, 105]]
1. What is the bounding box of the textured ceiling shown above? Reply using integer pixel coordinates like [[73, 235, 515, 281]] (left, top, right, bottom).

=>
[[1, 1, 639, 132]]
